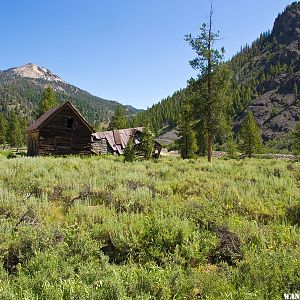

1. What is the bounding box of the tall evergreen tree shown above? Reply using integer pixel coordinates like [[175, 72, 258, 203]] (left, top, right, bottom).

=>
[[177, 99, 197, 159], [19, 117, 28, 146], [238, 110, 262, 157], [124, 138, 136, 162], [8, 112, 23, 149], [225, 131, 238, 159], [39, 86, 58, 116], [140, 121, 154, 159], [292, 123, 300, 154], [108, 105, 127, 130], [0, 113, 8, 145], [292, 99, 300, 153], [185, 6, 232, 162]]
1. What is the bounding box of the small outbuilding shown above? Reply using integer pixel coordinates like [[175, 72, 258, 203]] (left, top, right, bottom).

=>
[[27, 101, 94, 156], [91, 127, 162, 158]]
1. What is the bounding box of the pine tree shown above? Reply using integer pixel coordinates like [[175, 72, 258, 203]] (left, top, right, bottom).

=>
[[238, 111, 262, 157], [293, 83, 298, 100], [39, 86, 58, 116], [0, 113, 8, 145], [226, 132, 238, 159], [108, 105, 127, 130], [292, 99, 300, 153], [141, 122, 154, 159], [185, 5, 232, 162], [292, 123, 300, 154], [8, 112, 23, 149], [19, 117, 28, 146], [177, 100, 197, 159], [124, 138, 135, 162]]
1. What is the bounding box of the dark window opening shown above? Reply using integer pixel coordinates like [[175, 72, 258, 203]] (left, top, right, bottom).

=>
[[67, 117, 74, 128]]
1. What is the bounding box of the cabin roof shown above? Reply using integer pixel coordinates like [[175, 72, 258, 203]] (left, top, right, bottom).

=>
[[27, 101, 94, 133], [92, 127, 144, 154]]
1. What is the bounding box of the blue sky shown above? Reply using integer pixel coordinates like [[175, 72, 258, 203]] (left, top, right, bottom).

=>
[[0, 0, 293, 109]]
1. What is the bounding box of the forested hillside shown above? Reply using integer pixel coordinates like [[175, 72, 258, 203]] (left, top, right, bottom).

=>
[[1, 3, 300, 151], [0, 64, 141, 127], [128, 90, 185, 135], [132, 2, 300, 149]]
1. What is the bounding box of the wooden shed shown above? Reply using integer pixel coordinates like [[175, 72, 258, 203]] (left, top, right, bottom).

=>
[[27, 101, 94, 156]]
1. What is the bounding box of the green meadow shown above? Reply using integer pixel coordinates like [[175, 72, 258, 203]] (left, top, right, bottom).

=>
[[0, 155, 299, 299]]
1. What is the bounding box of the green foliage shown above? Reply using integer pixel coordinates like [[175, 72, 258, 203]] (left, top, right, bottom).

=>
[[239, 111, 263, 157], [128, 90, 184, 136], [177, 99, 197, 159], [108, 105, 127, 130], [0, 75, 138, 128], [185, 8, 233, 161], [140, 124, 154, 159], [187, 65, 233, 159], [38, 86, 58, 116], [293, 82, 298, 100], [292, 122, 300, 154], [265, 133, 294, 153], [0, 113, 27, 148], [123, 138, 135, 162], [0, 113, 8, 144], [0, 156, 299, 298], [7, 112, 23, 148], [226, 135, 239, 159], [185, 21, 225, 76]]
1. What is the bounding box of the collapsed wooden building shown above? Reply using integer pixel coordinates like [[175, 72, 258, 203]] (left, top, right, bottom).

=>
[[27, 101, 162, 157], [91, 127, 162, 157]]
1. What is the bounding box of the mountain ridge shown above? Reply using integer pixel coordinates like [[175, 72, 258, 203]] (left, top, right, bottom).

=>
[[231, 1, 300, 145], [0, 63, 142, 127], [134, 1, 300, 149], [2, 63, 66, 83]]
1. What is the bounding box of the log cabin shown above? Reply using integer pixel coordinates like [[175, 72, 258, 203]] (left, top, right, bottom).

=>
[[27, 101, 94, 156], [27, 101, 162, 158]]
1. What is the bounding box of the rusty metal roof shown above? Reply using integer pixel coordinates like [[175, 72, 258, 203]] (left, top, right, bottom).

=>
[[92, 127, 144, 154], [113, 130, 122, 145]]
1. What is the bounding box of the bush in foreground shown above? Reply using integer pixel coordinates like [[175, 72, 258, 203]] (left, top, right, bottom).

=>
[[0, 156, 299, 299]]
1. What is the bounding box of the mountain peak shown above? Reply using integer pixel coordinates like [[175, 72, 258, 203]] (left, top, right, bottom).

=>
[[8, 63, 65, 83], [272, 1, 300, 45]]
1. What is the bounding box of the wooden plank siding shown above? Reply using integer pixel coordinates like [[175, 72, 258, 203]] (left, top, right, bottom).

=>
[[27, 131, 39, 156], [38, 108, 92, 155], [27, 102, 94, 156], [91, 139, 113, 154]]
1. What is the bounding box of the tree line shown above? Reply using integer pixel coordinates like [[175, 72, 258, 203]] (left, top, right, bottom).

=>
[[0, 86, 58, 149], [106, 105, 156, 161], [0, 112, 27, 149], [127, 5, 300, 160], [2, 6, 300, 158], [175, 7, 262, 161]]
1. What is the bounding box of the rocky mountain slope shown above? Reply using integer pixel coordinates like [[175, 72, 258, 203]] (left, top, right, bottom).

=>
[[5, 63, 66, 83], [137, 2, 300, 149], [0, 63, 140, 125], [232, 1, 300, 144]]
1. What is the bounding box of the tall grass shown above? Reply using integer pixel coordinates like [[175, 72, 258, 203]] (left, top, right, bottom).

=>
[[0, 155, 299, 299]]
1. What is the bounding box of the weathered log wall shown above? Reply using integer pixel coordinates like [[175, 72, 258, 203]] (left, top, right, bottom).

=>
[[29, 105, 92, 156], [91, 139, 110, 154], [27, 131, 39, 156]]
